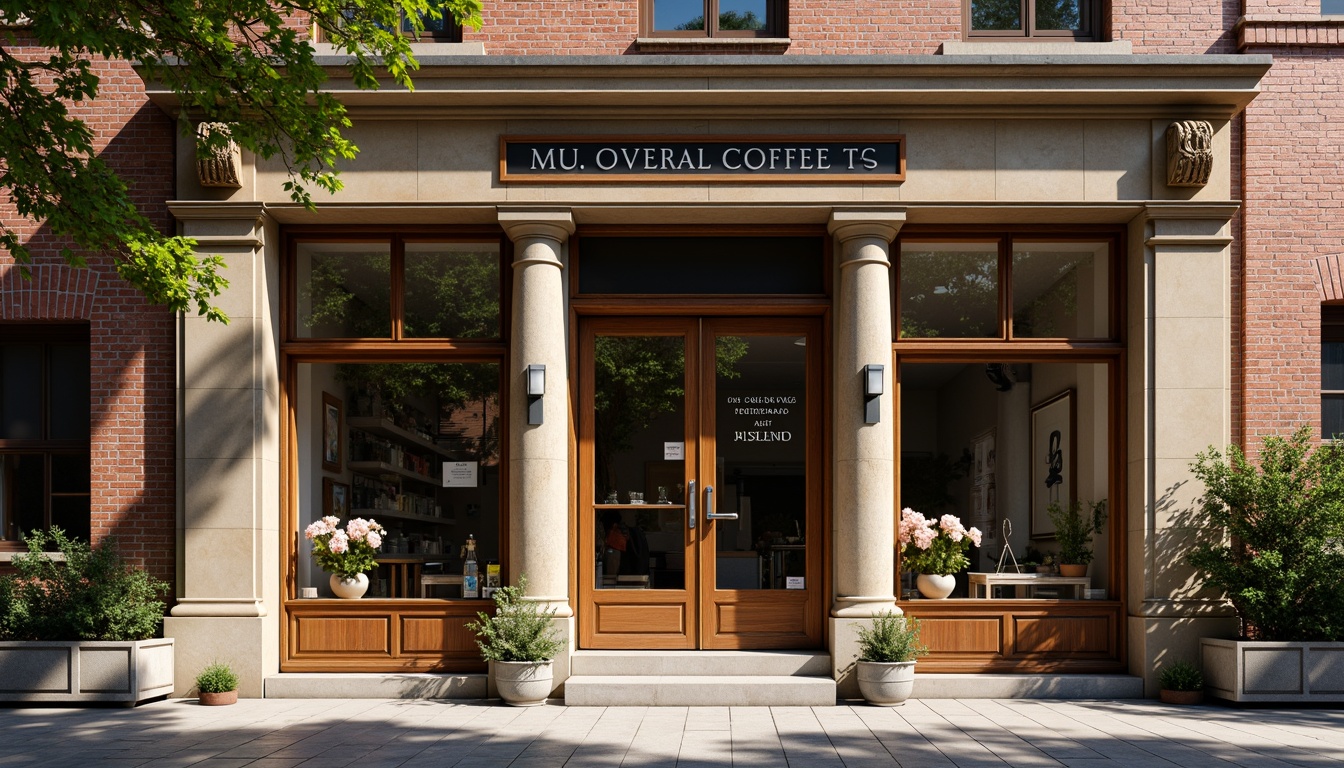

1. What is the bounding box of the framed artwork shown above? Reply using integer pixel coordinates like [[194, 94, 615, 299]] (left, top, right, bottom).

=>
[[972, 429, 995, 484], [323, 478, 350, 518], [1030, 390, 1075, 540], [322, 392, 342, 474]]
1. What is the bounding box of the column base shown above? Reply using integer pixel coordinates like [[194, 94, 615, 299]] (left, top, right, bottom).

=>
[[164, 615, 276, 699], [1126, 614, 1237, 696]]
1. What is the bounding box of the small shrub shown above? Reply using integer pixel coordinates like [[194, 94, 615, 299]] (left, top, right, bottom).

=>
[[195, 662, 239, 694], [0, 528, 169, 642], [466, 576, 562, 663], [856, 612, 927, 663], [1047, 499, 1108, 565], [1158, 660, 1203, 692]]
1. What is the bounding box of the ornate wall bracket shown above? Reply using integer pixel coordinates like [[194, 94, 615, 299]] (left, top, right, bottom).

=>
[[1165, 120, 1214, 188], [196, 122, 242, 188]]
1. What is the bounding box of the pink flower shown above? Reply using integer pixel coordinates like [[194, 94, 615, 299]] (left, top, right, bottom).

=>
[[940, 514, 966, 542], [304, 519, 334, 539], [328, 530, 349, 554], [366, 532, 382, 549], [968, 527, 983, 547]]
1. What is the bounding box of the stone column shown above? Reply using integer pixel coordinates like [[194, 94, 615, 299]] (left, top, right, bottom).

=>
[[827, 209, 905, 696], [499, 209, 574, 693], [163, 202, 280, 699], [1126, 202, 1239, 694]]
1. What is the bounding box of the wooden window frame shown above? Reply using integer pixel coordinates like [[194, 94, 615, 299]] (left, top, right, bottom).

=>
[[963, 0, 1105, 41], [1322, 305, 1344, 440], [640, 0, 787, 39], [0, 324, 90, 550]]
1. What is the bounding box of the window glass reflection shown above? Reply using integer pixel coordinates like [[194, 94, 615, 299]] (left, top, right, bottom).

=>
[[899, 242, 999, 338], [296, 243, 392, 338], [971, 0, 1022, 30], [403, 243, 501, 339], [1012, 242, 1109, 339]]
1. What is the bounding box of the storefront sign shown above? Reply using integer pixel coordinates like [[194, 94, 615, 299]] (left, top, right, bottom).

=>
[[442, 461, 478, 487], [500, 135, 905, 183], [724, 394, 799, 443]]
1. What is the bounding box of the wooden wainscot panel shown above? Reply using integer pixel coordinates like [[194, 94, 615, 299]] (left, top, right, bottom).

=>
[[1015, 616, 1112, 655], [716, 603, 804, 635], [596, 603, 685, 634], [293, 615, 391, 655], [920, 617, 1003, 655], [402, 616, 478, 654]]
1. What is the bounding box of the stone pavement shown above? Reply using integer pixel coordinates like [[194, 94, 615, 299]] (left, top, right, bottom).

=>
[[1, 698, 1341, 768]]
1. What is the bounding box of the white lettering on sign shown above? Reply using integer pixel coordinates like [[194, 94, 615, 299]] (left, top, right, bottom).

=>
[[733, 431, 793, 442]]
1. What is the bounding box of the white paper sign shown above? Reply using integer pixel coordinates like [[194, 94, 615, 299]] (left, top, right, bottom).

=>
[[664, 442, 685, 461], [443, 462, 478, 487], [786, 576, 805, 590]]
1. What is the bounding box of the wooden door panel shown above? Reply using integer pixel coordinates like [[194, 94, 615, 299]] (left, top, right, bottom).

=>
[[293, 616, 390, 654], [920, 617, 1003, 654], [1015, 616, 1111, 654], [595, 603, 687, 634]]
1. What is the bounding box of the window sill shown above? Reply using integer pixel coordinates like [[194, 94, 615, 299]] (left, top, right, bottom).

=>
[[307, 42, 486, 57], [636, 37, 791, 53], [940, 40, 1133, 55], [0, 551, 64, 562]]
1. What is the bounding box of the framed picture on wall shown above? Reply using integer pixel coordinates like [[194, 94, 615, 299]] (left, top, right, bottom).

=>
[[1030, 390, 1075, 539], [322, 391, 342, 473], [323, 478, 350, 518]]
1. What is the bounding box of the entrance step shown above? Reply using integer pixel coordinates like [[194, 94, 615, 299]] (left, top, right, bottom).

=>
[[566, 651, 835, 706], [265, 673, 486, 699], [912, 673, 1144, 699]]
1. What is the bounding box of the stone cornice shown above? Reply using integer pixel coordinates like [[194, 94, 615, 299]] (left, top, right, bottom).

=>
[[1237, 15, 1344, 50], [138, 54, 1271, 121]]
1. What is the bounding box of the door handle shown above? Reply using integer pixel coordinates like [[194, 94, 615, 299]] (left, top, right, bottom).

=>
[[688, 480, 696, 530], [704, 484, 738, 520]]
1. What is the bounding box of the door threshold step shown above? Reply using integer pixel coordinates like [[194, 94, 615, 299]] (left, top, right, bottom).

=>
[[565, 674, 836, 706], [913, 673, 1144, 699], [570, 650, 830, 677], [265, 673, 487, 699]]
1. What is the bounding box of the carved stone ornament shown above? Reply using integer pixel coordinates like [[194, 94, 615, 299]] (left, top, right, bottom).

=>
[[1165, 120, 1214, 188], [196, 122, 242, 188]]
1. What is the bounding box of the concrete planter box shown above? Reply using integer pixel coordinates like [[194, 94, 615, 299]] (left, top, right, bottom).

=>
[[0, 638, 174, 705], [1201, 637, 1344, 703]]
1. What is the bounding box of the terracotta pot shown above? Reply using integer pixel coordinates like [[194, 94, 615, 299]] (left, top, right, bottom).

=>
[[1160, 689, 1203, 705], [1058, 563, 1087, 578], [915, 573, 956, 599], [856, 660, 916, 706], [199, 690, 238, 706], [330, 573, 369, 599]]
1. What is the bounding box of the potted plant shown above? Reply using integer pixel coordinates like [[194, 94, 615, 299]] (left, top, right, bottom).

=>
[[0, 528, 174, 704], [304, 515, 385, 598], [1158, 660, 1204, 704], [898, 508, 983, 598], [1188, 427, 1344, 702], [1046, 499, 1107, 577], [195, 662, 240, 706], [855, 612, 928, 706], [466, 575, 563, 706]]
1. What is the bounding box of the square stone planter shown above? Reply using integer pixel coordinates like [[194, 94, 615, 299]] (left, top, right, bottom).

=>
[[0, 638, 175, 705], [1201, 637, 1344, 703]]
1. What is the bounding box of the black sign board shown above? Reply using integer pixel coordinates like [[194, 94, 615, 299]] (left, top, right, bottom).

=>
[[500, 135, 905, 183]]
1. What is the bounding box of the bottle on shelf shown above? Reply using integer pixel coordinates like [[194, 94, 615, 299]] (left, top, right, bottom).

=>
[[462, 533, 479, 598]]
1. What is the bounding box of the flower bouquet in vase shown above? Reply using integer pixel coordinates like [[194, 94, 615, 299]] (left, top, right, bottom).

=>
[[898, 508, 982, 599], [304, 515, 385, 598]]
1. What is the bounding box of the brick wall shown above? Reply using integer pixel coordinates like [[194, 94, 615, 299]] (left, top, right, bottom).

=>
[[0, 46, 177, 588]]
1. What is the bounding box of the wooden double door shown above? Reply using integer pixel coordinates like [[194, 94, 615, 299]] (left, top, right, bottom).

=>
[[578, 317, 824, 649]]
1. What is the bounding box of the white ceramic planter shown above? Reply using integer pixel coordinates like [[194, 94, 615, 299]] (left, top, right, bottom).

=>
[[493, 660, 554, 706], [1201, 637, 1344, 703], [856, 660, 916, 706], [0, 638, 174, 704], [330, 573, 369, 599], [916, 573, 955, 599]]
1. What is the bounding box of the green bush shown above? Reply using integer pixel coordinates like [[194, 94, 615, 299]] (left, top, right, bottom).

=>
[[1187, 427, 1344, 641], [466, 576, 562, 662], [856, 612, 928, 663], [1158, 660, 1203, 692], [0, 528, 169, 642], [195, 662, 239, 694], [1046, 499, 1107, 565]]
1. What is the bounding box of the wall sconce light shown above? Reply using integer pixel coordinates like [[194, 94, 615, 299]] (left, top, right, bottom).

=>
[[863, 363, 884, 424], [527, 364, 546, 425]]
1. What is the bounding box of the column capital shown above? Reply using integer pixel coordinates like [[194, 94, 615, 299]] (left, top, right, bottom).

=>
[[827, 209, 907, 244], [498, 208, 576, 245]]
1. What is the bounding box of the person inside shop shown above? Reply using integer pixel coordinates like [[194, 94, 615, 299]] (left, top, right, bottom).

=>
[[601, 509, 649, 578]]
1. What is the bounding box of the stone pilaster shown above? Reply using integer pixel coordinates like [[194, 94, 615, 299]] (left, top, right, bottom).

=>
[[163, 202, 280, 699], [827, 209, 905, 697], [1126, 202, 1240, 694]]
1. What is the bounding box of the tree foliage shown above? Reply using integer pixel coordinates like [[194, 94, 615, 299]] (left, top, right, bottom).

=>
[[0, 0, 483, 322], [1186, 427, 1344, 641]]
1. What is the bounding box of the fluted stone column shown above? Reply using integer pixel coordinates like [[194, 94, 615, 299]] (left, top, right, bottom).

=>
[[827, 209, 905, 695], [163, 202, 279, 699]]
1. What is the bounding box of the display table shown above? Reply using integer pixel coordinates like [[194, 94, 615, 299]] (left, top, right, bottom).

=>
[[967, 572, 1090, 599]]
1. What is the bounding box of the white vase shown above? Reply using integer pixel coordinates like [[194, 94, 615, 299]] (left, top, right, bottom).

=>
[[330, 573, 369, 599], [493, 660, 554, 706], [916, 573, 955, 599], [856, 660, 916, 706]]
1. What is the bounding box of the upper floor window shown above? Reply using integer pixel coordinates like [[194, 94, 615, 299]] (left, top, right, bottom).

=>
[[1326, 0, 1344, 15], [966, 0, 1102, 41], [645, 0, 785, 37], [324, 8, 463, 43], [1324, 306, 1344, 438]]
